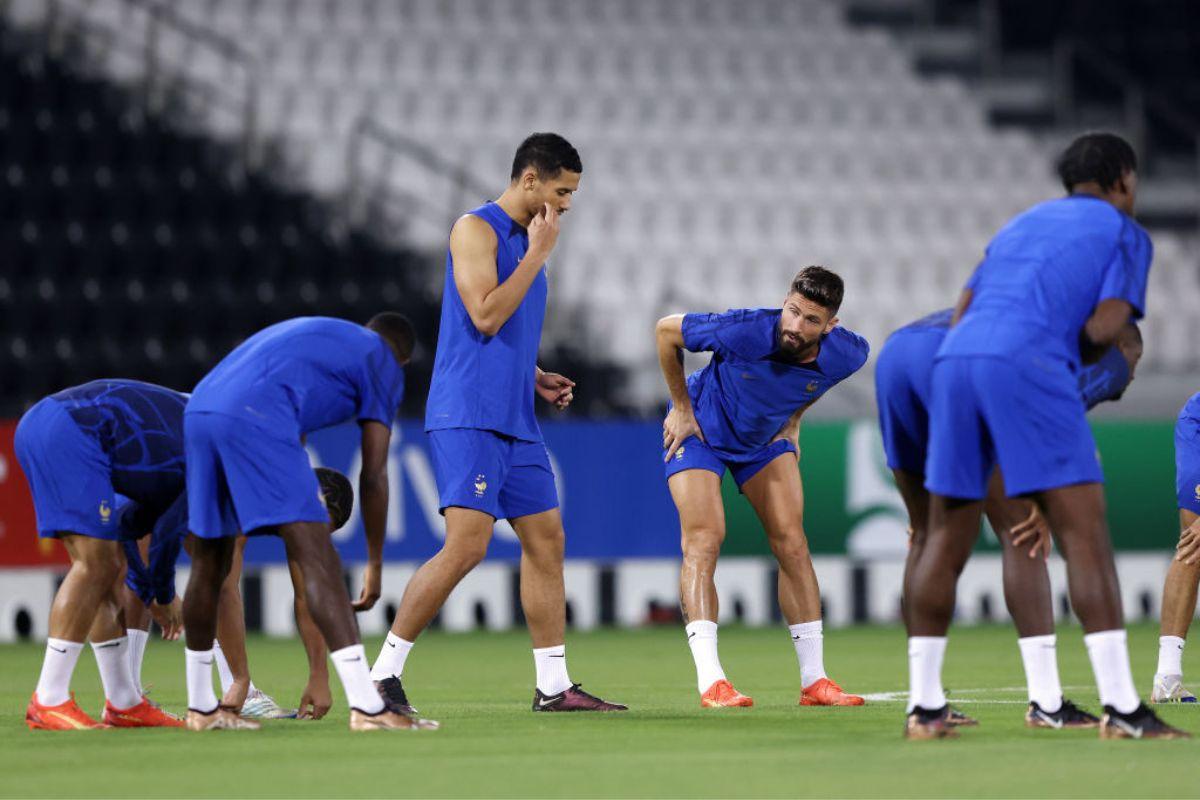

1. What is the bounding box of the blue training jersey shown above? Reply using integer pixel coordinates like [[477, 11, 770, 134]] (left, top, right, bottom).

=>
[[119, 493, 186, 605], [188, 317, 405, 438], [887, 308, 1132, 410], [425, 201, 548, 442], [51, 379, 187, 505], [681, 308, 869, 456], [940, 196, 1151, 369]]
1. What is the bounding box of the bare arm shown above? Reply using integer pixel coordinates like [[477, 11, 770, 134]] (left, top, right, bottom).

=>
[[656, 315, 704, 461], [289, 559, 331, 719], [771, 402, 811, 450], [452, 206, 558, 337], [950, 288, 973, 326], [352, 420, 390, 611], [1080, 298, 1134, 365]]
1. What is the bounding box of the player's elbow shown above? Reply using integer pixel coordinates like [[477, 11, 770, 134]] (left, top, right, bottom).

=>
[[467, 309, 502, 337], [655, 315, 683, 345]]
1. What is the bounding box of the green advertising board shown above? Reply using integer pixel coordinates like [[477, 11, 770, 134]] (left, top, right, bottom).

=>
[[720, 421, 1179, 556]]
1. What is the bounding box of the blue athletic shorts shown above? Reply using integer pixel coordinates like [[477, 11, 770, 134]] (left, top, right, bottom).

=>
[[185, 412, 328, 539], [875, 329, 940, 474], [926, 355, 1103, 500], [14, 398, 120, 539], [663, 435, 797, 491], [1175, 410, 1200, 515], [428, 428, 559, 521]]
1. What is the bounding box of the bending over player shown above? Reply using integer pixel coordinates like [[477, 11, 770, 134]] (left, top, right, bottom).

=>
[[182, 313, 434, 731], [1150, 390, 1200, 703], [656, 266, 869, 708], [16, 380, 191, 729], [903, 132, 1185, 739], [878, 308, 1142, 728]]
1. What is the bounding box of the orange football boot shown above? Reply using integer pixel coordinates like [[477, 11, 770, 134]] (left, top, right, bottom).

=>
[[26, 693, 105, 730], [799, 678, 865, 706], [103, 697, 185, 728], [700, 679, 754, 708]]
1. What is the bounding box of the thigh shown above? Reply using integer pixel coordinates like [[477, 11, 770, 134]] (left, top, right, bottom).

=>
[[500, 441, 560, 521], [740, 450, 804, 540], [16, 399, 119, 540], [429, 429, 508, 520], [668, 467, 727, 546], [925, 358, 995, 500]]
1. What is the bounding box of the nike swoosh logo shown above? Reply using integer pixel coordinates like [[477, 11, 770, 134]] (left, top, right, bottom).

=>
[[203, 659, 214, 666], [386, 641, 396, 648], [341, 656, 363, 663], [548, 654, 565, 658], [49, 646, 67, 653], [537, 696, 563, 708], [97, 641, 122, 649], [1036, 711, 1063, 729], [792, 635, 801, 640], [687, 633, 696, 640]]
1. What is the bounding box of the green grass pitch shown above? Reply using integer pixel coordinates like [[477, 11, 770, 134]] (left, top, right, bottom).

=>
[[1, 623, 1196, 798]]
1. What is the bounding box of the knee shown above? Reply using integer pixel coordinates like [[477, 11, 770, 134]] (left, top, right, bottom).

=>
[[681, 527, 724, 566], [441, 537, 489, 574], [77, 546, 123, 584], [768, 527, 811, 566], [523, 527, 565, 564]]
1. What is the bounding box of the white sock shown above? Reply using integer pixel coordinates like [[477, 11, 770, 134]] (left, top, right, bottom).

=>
[[212, 641, 235, 695], [185, 648, 219, 713], [34, 638, 84, 706], [686, 620, 726, 694], [1084, 629, 1140, 714], [789, 620, 827, 689], [533, 645, 573, 696], [91, 636, 143, 709], [907, 636, 947, 713], [370, 631, 414, 681], [126, 629, 149, 691], [1157, 635, 1186, 676], [1017, 634, 1062, 712], [331, 644, 385, 714]]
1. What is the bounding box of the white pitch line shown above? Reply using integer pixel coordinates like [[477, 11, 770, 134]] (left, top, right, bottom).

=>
[[861, 686, 1094, 703]]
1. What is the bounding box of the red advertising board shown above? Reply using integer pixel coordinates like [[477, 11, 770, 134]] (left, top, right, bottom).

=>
[[0, 419, 69, 567]]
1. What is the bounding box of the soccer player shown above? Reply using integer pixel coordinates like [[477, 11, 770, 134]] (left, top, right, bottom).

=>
[[369, 133, 626, 713], [878, 308, 1143, 728], [120, 468, 354, 720], [903, 132, 1186, 739], [16, 380, 191, 729], [655, 266, 869, 708], [1150, 391, 1200, 703], [182, 313, 433, 731]]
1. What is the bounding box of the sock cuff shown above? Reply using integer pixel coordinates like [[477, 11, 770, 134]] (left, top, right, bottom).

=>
[[908, 636, 947, 646], [185, 648, 214, 660], [212, 640, 224, 652], [126, 628, 150, 640], [1160, 635, 1186, 646], [47, 637, 83, 651], [788, 620, 823, 639], [385, 632, 414, 648], [1017, 634, 1056, 646], [532, 644, 566, 657], [686, 620, 718, 639], [331, 643, 368, 662], [1083, 629, 1127, 647]]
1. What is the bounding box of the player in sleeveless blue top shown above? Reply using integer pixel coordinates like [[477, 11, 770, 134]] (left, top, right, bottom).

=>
[[656, 267, 870, 708], [877, 309, 1142, 728], [182, 313, 432, 731], [902, 133, 1184, 739], [371, 134, 625, 714], [15, 379, 190, 729], [1150, 391, 1200, 703]]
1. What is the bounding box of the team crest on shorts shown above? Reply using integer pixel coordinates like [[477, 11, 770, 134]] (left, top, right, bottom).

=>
[[474, 474, 488, 497], [99, 500, 112, 525], [675, 447, 685, 460], [1194, 483, 1200, 502]]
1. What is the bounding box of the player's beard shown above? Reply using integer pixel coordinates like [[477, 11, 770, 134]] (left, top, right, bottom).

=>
[[779, 330, 818, 360]]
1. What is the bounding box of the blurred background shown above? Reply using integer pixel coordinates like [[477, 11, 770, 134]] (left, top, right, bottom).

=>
[[0, 0, 1197, 641]]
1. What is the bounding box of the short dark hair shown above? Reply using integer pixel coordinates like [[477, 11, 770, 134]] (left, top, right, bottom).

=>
[[510, 132, 582, 181], [1057, 132, 1138, 193], [789, 266, 844, 313], [315, 467, 354, 531], [367, 312, 416, 362]]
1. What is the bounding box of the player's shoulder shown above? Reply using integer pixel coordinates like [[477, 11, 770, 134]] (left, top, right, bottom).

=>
[[1180, 391, 1200, 424], [823, 325, 870, 375], [451, 206, 501, 243]]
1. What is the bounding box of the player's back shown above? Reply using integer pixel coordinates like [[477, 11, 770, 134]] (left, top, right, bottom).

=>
[[51, 379, 187, 503], [876, 309, 951, 402], [941, 196, 1151, 368], [189, 317, 404, 438]]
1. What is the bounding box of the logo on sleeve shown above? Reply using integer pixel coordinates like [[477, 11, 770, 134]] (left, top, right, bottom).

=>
[[474, 475, 488, 498], [99, 500, 112, 525]]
